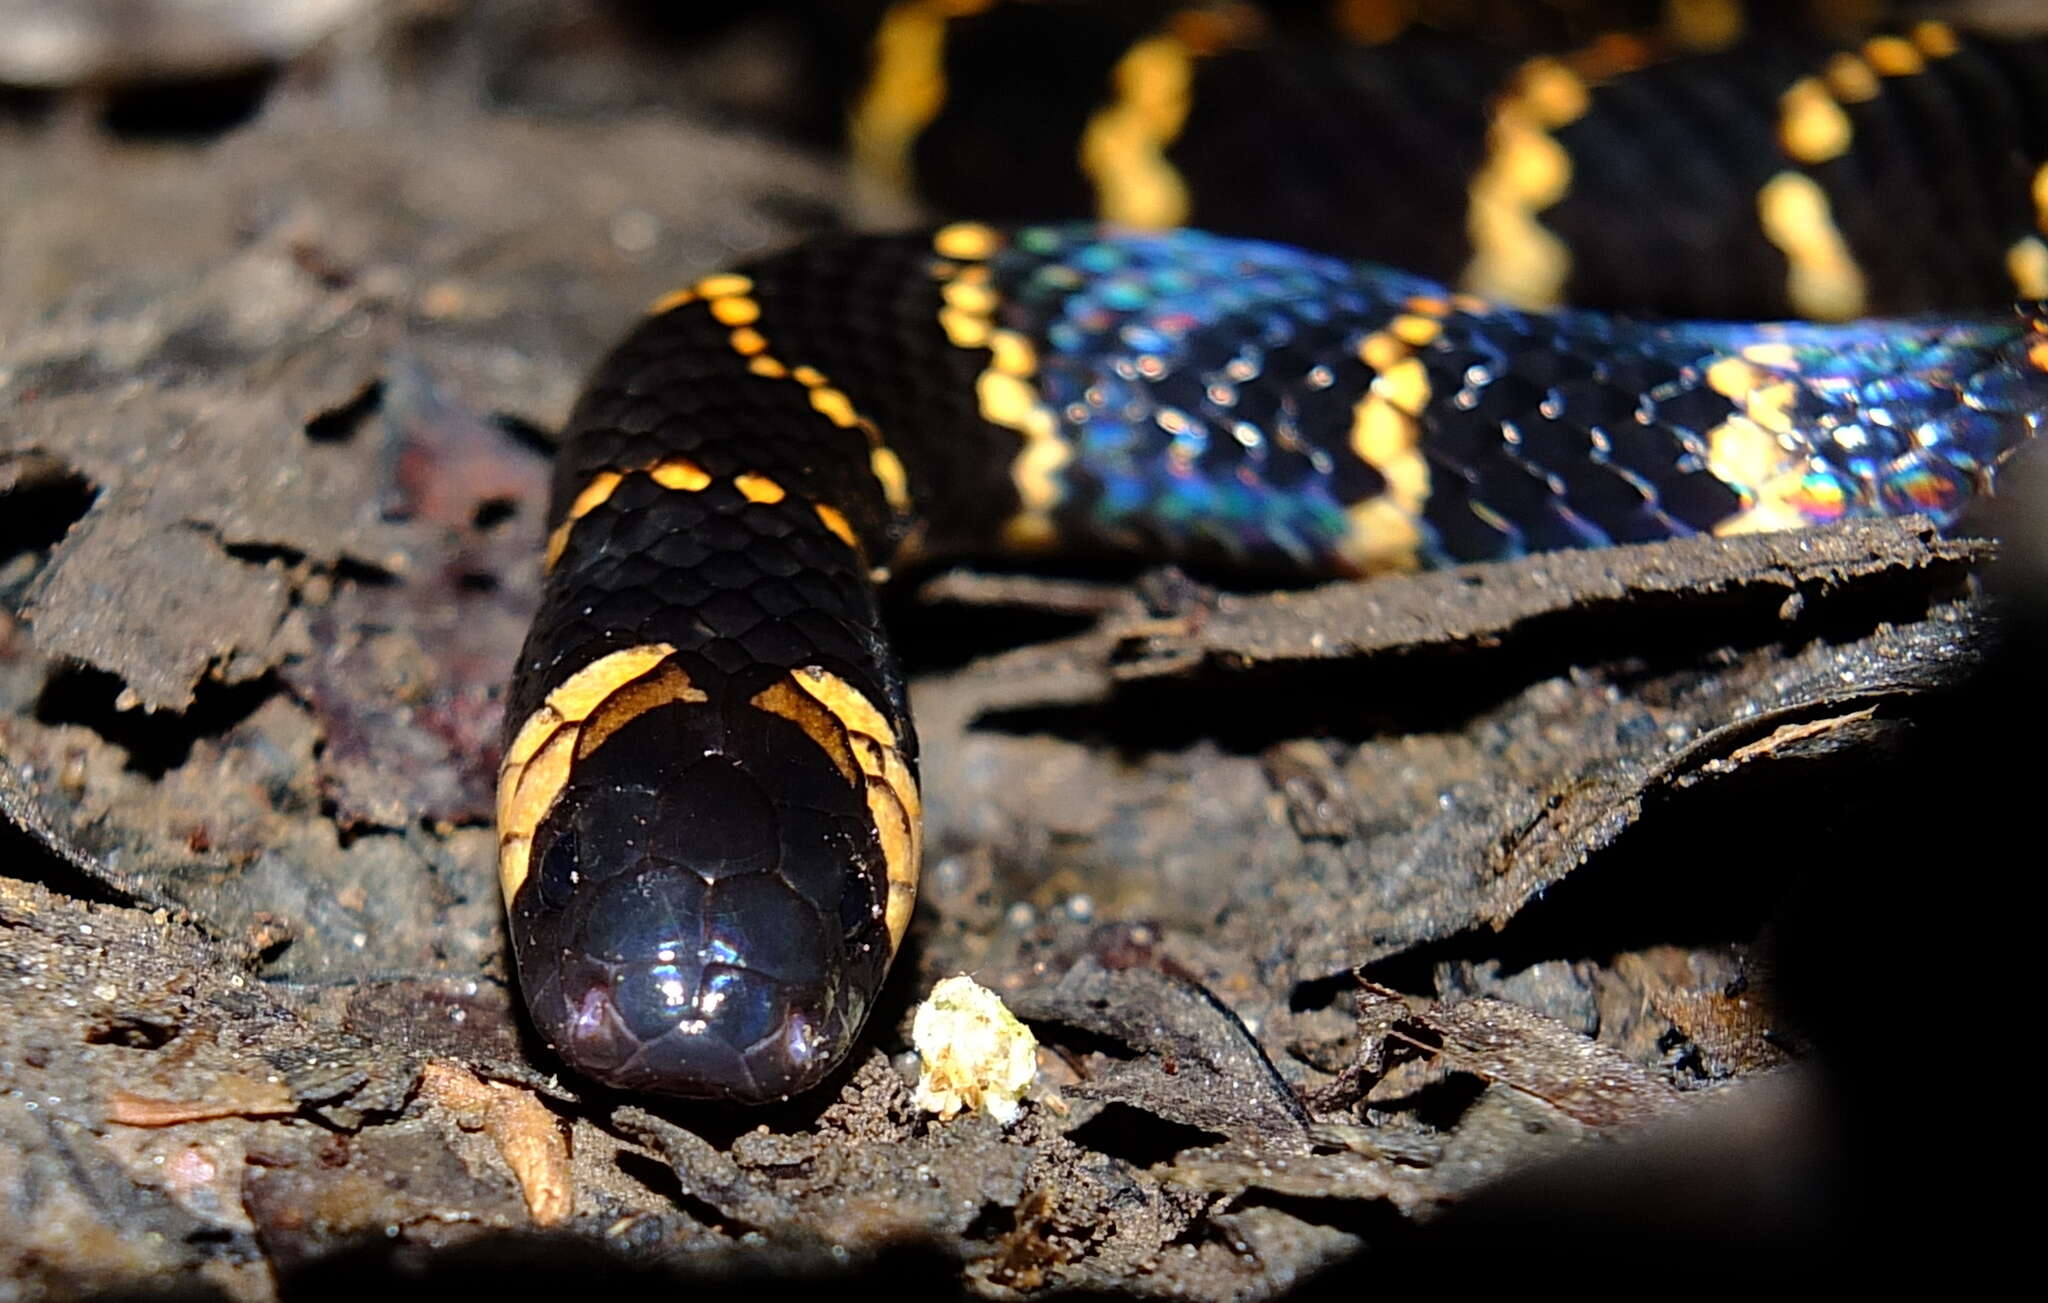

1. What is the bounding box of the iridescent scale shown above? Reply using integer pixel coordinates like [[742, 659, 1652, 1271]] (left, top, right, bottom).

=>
[[983, 226, 2048, 571]]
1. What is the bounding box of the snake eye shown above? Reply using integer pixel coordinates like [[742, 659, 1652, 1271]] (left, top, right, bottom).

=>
[[537, 826, 580, 911]]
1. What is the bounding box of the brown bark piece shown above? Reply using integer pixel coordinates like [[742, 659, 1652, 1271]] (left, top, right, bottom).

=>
[[419, 1061, 573, 1228], [106, 1074, 298, 1127], [1411, 998, 1683, 1130]]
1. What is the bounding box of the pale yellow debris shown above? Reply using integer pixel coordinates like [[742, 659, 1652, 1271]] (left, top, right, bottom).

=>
[[912, 975, 1038, 1125]]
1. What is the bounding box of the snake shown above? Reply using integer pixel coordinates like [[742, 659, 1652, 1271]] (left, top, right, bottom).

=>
[[492, 2, 2048, 1100], [496, 216, 2047, 1101]]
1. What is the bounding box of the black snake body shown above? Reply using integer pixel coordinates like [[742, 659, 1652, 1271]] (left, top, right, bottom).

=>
[[496, 3, 2048, 1101]]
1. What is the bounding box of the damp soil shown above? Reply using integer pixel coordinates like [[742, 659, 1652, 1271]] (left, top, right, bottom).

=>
[[2, 4, 2042, 1299]]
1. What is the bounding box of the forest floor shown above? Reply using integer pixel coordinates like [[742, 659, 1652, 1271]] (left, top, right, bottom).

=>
[[0, 3, 2038, 1298]]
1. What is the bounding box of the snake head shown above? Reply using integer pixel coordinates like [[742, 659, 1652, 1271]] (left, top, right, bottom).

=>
[[500, 661, 909, 1103]]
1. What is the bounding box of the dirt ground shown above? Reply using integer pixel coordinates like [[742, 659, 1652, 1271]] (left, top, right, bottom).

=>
[[1, 3, 2042, 1299]]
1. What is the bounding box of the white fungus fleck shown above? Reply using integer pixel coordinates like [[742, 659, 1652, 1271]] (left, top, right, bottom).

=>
[[911, 975, 1038, 1125]]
